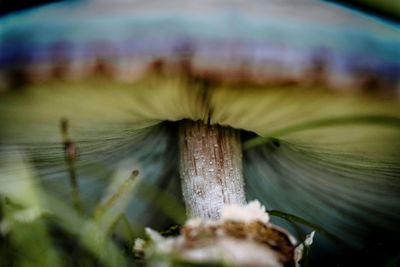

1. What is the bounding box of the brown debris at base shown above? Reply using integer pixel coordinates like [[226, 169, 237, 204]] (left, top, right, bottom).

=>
[[181, 220, 296, 267]]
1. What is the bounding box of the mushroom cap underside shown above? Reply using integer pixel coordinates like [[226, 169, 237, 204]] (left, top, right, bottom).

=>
[[1, 1, 400, 264]]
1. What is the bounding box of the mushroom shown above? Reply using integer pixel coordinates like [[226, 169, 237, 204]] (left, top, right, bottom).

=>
[[0, 0, 399, 266]]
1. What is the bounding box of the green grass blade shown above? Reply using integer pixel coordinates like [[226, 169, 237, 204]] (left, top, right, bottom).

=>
[[244, 115, 400, 149]]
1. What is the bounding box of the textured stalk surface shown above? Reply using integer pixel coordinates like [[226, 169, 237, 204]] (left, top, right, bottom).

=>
[[179, 120, 245, 219]]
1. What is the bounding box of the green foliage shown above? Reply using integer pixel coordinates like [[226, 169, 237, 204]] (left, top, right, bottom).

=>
[[0, 155, 136, 267], [269, 210, 344, 246]]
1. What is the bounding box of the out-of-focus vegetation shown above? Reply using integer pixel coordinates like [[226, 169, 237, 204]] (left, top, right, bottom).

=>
[[0, 152, 321, 267], [0, 153, 141, 267]]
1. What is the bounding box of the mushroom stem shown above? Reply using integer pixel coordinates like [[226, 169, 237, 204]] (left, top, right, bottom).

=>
[[179, 120, 246, 219]]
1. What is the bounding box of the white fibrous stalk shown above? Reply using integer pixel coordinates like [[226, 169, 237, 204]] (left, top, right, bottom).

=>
[[179, 121, 245, 220]]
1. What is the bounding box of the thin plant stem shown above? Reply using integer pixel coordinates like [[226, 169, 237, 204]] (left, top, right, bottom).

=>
[[60, 118, 82, 214], [93, 170, 139, 222], [107, 213, 136, 244]]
